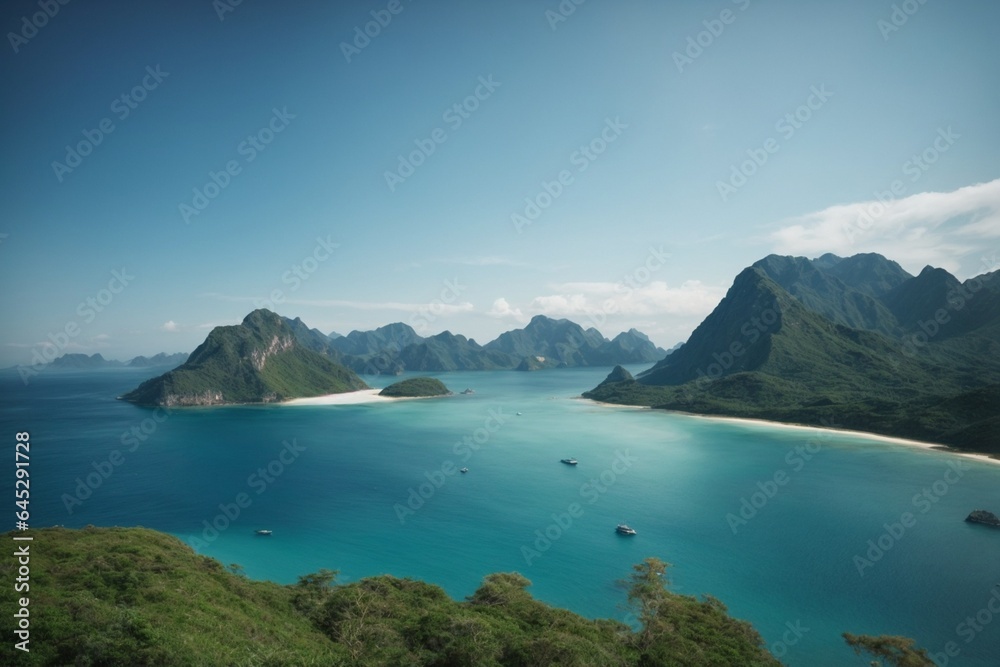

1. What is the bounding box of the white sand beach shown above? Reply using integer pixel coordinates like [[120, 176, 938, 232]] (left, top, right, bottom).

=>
[[281, 389, 395, 406], [582, 397, 1000, 467], [686, 413, 1000, 467], [282, 389, 447, 406]]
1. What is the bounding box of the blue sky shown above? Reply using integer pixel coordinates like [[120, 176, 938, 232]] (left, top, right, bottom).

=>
[[2, 0, 998, 367]]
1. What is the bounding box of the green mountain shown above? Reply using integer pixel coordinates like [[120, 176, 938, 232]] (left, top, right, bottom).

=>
[[121, 310, 368, 406], [585, 255, 1000, 455], [0, 526, 783, 667], [45, 352, 188, 370], [319, 316, 667, 375], [751, 253, 906, 335], [126, 352, 189, 368], [486, 315, 608, 366], [49, 353, 122, 369], [379, 376, 451, 397], [486, 315, 667, 369], [397, 331, 517, 371], [330, 322, 425, 357]]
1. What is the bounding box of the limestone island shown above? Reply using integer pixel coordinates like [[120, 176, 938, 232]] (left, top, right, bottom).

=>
[[379, 377, 451, 398], [121, 310, 367, 406], [965, 510, 1000, 528]]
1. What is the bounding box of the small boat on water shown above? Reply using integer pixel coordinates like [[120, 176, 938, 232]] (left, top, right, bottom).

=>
[[255, 529, 272, 536], [460, 467, 469, 473], [560, 458, 578, 465], [615, 524, 637, 536]]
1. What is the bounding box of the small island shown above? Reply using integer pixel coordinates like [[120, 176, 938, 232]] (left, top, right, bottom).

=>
[[379, 377, 451, 398], [965, 510, 1000, 528]]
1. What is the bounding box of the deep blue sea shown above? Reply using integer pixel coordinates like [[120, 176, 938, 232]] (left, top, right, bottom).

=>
[[2, 365, 999, 666]]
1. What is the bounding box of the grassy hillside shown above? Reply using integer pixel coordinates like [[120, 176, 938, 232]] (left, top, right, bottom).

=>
[[1, 527, 783, 667]]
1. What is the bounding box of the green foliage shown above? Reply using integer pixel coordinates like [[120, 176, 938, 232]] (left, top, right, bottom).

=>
[[379, 377, 451, 397], [624, 558, 782, 667], [1, 527, 791, 667], [842, 632, 934, 667], [0, 526, 344, 666]]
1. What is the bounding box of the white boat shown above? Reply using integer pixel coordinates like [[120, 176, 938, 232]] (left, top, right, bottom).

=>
[[560, 458, 578, 465], [460, 467, 469, 473], [615, 524, 637, 536], [255, 529, 272, 536]]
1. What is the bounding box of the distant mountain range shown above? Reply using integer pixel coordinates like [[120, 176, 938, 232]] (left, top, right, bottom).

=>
[[119, 312, 671, 407], [585, 253, 1000, 455], [287, 314, 669, 375], [45, 352, 189, 369]]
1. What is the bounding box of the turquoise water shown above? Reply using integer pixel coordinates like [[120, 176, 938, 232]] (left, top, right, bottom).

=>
[[2, 366, 999, 666]]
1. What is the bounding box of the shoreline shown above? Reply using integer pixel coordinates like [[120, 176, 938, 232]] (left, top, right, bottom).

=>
[[281, 389, 447, 406], [581, 397, 1000, 467]]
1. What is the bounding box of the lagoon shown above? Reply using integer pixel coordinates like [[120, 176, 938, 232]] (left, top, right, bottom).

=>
[[2, 366, 998, 666]]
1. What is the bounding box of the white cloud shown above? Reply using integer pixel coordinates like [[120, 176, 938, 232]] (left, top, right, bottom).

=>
[[290, 299, 475, 314], [528, 280, 725, 319], [486, 297, 526, 322], [161, 321, 180, 332], [768, 178, 1000, 276], [199, 292, 475, 315]]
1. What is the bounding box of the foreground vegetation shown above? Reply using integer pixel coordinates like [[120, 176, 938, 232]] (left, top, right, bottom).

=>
[[1, 527, 785, 666], [1, 527, 935, 666]]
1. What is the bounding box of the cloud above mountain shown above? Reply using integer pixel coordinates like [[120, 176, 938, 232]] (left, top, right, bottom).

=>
[[768, 178, 1000, 277]]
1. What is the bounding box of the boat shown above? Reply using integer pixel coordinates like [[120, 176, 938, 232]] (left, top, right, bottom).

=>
[[460, 388, 475, 394], [255, 529, 272, 536], [615, 524, 637, 536], [560, 458, 578, 465], [460, 467, 469, 473], [516, 412, 522, 416]]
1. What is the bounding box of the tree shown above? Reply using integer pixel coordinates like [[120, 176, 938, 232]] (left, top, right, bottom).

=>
[[624, 557, 671, 645], [842, 632, 934, 667]]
